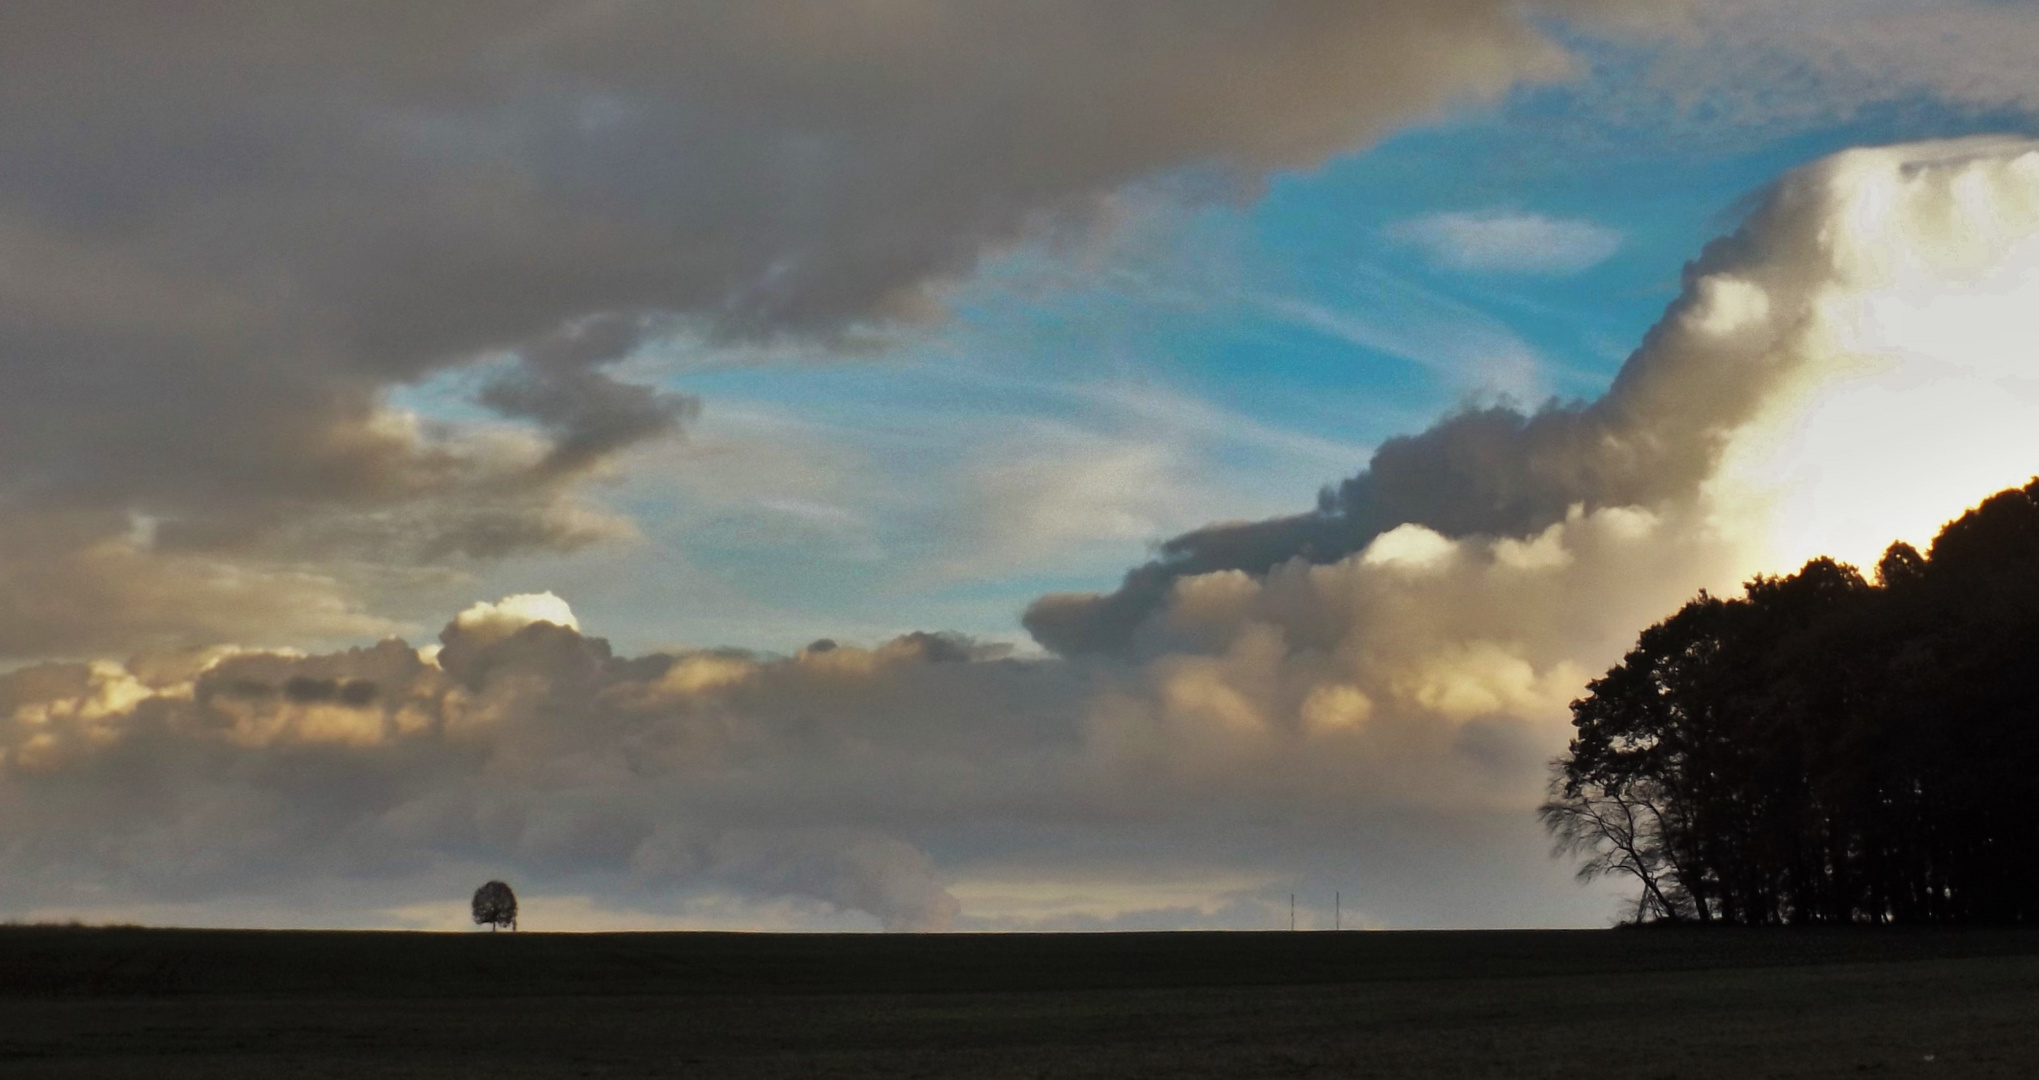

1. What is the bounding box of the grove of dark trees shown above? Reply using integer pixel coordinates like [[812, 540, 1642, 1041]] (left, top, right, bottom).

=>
[[1545, 479, 2039, 924]]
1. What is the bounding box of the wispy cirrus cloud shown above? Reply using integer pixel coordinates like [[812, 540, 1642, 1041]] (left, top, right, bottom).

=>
[[1262, 293, 1548, 402]]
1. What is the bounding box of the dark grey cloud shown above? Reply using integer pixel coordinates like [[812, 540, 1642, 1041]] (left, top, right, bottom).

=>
[[478, 316, 700, 476], [0, 0, 1665, 658]]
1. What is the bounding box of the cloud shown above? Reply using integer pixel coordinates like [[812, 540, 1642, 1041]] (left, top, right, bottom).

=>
[[592, 381, 1372, 642], [1262, 283, 1549, 399], [0, 571, 1657, 928], [11, 125, 2039, 924], [0, 602, 1080, 930], [0, 518, 404, 659], [15, 23, 2039, 925], [1559, 1, 2039, 153], [0, 0, 1665, 660], [9, 137, 2030, 932], [450, 592, 581, 642], [925, 385, 1369, 583], [24, 136, 2039, 929], [1680, 1, 2039, 118], [1387, 211, 1625, 275], [1026, 136, 2039, 658]]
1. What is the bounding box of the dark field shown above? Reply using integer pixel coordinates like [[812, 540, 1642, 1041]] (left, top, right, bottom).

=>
[[1, 926, 2036, 1078]]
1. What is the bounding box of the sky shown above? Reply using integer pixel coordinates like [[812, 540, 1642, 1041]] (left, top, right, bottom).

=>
[[4, 0, 2039, 932]]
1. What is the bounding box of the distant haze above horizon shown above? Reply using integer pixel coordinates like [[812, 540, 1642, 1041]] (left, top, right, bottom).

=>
[[3, 1, 2039, 932]]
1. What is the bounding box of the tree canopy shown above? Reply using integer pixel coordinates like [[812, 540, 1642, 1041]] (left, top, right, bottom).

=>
[[1546, 479, 2039, 924], [472, 880, 518, 931]]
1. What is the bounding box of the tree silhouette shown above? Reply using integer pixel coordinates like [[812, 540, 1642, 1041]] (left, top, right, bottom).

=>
[[1540, 773, 1688, 923], [1546, 479, 2039, 924], [472, 880, 518, 931]]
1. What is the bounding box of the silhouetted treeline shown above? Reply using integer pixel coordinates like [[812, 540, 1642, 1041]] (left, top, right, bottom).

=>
[[1545, 480, 2039, 924]]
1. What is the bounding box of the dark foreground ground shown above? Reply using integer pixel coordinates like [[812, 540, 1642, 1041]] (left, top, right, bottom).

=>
[[0, 925, 2035, 1078]]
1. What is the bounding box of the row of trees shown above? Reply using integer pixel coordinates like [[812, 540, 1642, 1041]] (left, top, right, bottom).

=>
[[1545, 480, 2039, 924]]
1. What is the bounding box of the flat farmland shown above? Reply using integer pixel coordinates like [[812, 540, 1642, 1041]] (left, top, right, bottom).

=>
[[0, 925, 2034, 1078]]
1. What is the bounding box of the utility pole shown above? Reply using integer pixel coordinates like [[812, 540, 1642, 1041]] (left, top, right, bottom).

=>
[[1335, 891, 1341, 931], [1289, 893, 1295, 931]]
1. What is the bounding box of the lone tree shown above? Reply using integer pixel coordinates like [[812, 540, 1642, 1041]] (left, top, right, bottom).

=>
[[471, 880, 518, 931]]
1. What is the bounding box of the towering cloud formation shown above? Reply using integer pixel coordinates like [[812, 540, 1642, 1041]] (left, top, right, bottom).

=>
[[4, 139, 2038, 929], [1026, 137, 2039, 658], [0, 1, 1660, 658]]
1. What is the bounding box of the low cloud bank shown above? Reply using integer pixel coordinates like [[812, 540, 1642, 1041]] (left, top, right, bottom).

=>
[[0, 599, 1043, 930]]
